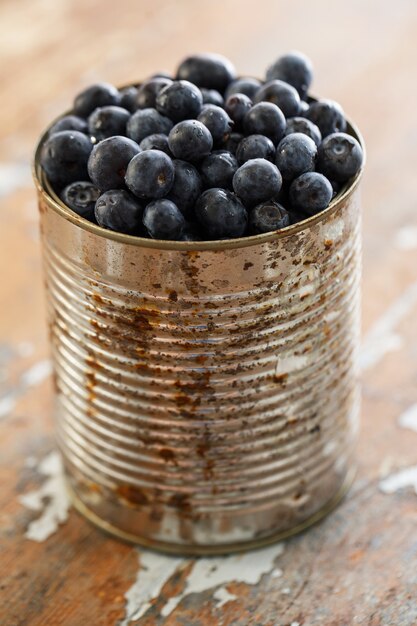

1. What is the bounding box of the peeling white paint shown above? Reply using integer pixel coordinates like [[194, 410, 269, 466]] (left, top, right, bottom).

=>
[[213, 586, 238, 608], [398, 404, 417, 433], [379, 465, 417, 495], [275, 354, 310, 377], [322, 218, 344, 242], [394, 226, 417, 251], [18, 452, 70, 542]]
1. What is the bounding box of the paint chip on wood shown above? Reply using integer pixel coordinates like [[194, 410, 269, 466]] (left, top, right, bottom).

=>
[[398, 404, 417, 433]]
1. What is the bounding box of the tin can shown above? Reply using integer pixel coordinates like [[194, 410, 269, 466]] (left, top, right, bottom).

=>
[[34, 119, 364, 555]]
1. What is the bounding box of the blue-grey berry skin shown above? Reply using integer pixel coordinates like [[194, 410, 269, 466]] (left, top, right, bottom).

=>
[[266, 52, 313, 99], [95, 189, 144, 234], [177, 53, 236, 93], [222, 132, 244, 155], [254, 79, 300, 118], [127, 108, 173, 144], [119, 86, 139, 113], [179, 221, 203, 241], [275, 133, 317, 182], [88, 136, 140, 191], [249, 200, 290, 234], [284, 117, 322, 147], [136, 78, 172, 109], [60, 181, 100, 221], [143, 199, 185, 240], [197, 104, 233, 144], [88, 106, 130, 142], [233, 158, 282, 207], [236, 134, 275, 165], [125, 149, 174, 199], [49, 115, 88, 136], [195, 188, 248, 239], [299, 100, 310, 114], [168, 120, 213, 163], [74, 82, 120, 118], [317, 132, 363, 182], [139, 133, 172, 156], [200, 88, 224, 107], [225, 93, 252, 129], [40, 130, 93, 188], [243, 102, 286, 145], [156, 80, 203, 122], [166, 159, 202, 215], [289, 208, 310, 225], [305, 100, 346, 137], [289, 172, 333, 215], [225, 77, 262, 100], [200, 150, 238, 190]]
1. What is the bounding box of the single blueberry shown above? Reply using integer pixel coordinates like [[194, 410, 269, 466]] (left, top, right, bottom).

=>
[[243, 102, 286, 145], [200, 88, 224, 107], [177, 53, 236, 93], [299, 100, 310, 114], [143, 199, 185, 240], [88, 136, 140, 191], [74, 82, 120, 118], [88, 106, 130, 142], [127, 108, 173, 144], [139, 133, 172, 156], [95, 189, 144, 234], [60, 181, 100, 221], [289, 172, 333, 215], [195, 188, 248, 239], [222, 132, 244, 156], [236, 134, 275, 164], [305, 100, 346, 137], [275, 133, 317, 182], [40, 130, 93, 188], [254, 79, 300, 118], [136, 77, 172, 109], [168, 120, 213, 162], [266, 52, 313, 99], [197, 104, 233, 144], [200, 150, 238, 190], [156, 80, 203, 122], [125, 149, 174, 199], [284, 117, 322, 147], [317, 132, 363, 182], [119, 86, 139, 113], [225, 93, 252, 129], [166, 159, 202, 215], [233, 158, 282, 207], [225, 77, 262, 100], [49, 115, 88, 136], [249, 200, 290, 234]]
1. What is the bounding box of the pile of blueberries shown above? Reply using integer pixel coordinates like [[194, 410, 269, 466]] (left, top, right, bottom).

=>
[[40, 52, 363, 241]]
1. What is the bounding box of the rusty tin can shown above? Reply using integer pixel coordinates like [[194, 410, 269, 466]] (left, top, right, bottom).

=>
[[34, 119, 364, 555]]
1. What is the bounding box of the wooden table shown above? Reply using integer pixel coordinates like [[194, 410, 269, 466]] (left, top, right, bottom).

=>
[[2, 1, 417, 624]]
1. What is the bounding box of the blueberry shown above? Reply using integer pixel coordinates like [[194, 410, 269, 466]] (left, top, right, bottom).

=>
[[329, 179, 343, 198], [289, 172, 333, 215], [236, 134, 275, 164], [200, 150, 238, 190], [136, 77, 172, 109], [200, 88, 224, 107], [40, 130, 93, 188], [243, 102, 286, 145], [299, 100, 310, 114], [254, 80, 300, 118], [284, 117, 321, 147], [305, 100, 346, 137], [74, 82, 120, 118], [119, 86, 139, 113], [233, 158, 282, 207], [275, 133, 317, 182], [143, 199, 185, 240], [125, 149, 174, 199], [195, 188, 247, 238], [289, 208, 310, 225], [317, 132, 363, 182], [60, 181, 100, 221], [150, 71, 173, 80], [95, 189, 144, 234], [266, 52, 313, 99], [168, 120, 213, 162], [155, 80, 203, 122], [222, 132, 244, 156], [166, 159, 202, 215], [88, 136, 140, 191], [197, 104, 233, 144], [49, 115, 88, 136], [225, 93, 252, 129], [88, 106, 130, 142], [127, 108, 173, 144], [249, 200, 290, 234], [177, 53, 236, 93], [179, 221, 203, 241], [139, 133, 172, 156], [225, 77, 262, 100]]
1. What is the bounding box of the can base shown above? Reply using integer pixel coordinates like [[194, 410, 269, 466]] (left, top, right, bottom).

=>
[[67, 468, 356, 556]]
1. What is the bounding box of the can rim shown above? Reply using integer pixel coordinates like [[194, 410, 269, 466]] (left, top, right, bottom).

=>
[[33, 95, 365, 251]]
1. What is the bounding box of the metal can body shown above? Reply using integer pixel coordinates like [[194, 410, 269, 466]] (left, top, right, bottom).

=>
[[34, 129, 362, 555]]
